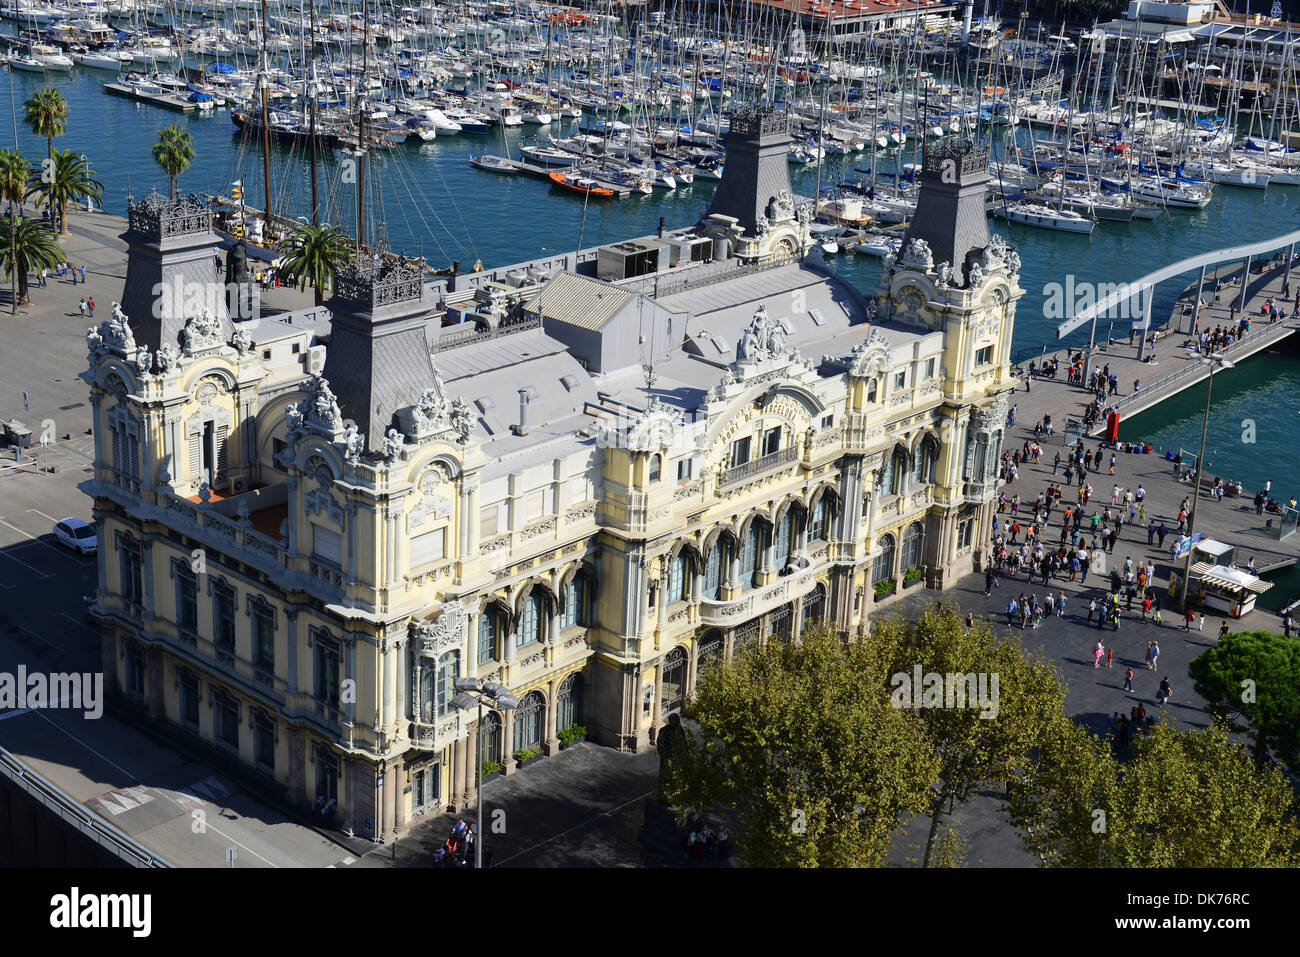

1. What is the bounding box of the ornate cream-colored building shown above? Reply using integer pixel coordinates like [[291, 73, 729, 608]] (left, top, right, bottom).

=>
[[83, 110, 1021, 839]]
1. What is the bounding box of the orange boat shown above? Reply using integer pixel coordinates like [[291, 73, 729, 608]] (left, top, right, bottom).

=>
[[548, 169, 614, 198]]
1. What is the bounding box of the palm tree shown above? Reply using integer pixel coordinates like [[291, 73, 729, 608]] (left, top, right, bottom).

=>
[[23, 87, 68, 163], [0, 215, 65, 307], [278, 223, 355, 305], [27, 149, 104, 235], [0, 150, 30, 314], [152, 124, 196, 200]]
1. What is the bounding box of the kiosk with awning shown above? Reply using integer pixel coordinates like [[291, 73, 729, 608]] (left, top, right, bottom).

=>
[[1188, 562, 1273, 618]]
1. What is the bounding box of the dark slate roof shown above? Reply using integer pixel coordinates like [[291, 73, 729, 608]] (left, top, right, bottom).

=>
[[705, 107, 794, 236], [900, 141, 992, 276]]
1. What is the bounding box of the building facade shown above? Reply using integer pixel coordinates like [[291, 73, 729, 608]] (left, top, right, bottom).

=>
[[83, 110, 1019, 839]]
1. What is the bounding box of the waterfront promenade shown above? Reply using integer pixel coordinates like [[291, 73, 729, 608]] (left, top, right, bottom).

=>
[[1000, 256, 1300, 631]]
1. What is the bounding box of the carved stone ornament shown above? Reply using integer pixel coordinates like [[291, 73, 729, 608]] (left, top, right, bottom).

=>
[[341, 423, 364, 466], [230, 325, 253, 355], [936, 262, 953, 288], [134, 344, 152, 376], [448, 397, 472, 443], [735, 304, 796, 365], [297, 375, 344, 436], [409, 600, 466, 656], [971, 390, 1010, 433], [383, 427, 405, 464], [768, 188, 795, 223], [849, 328, 892, 378], [627, 397, 685, 452], [901, 238, 934, 271], [155, 343, 179, 374], [181, 309, 225, 354], [92, 302, 136, 357]]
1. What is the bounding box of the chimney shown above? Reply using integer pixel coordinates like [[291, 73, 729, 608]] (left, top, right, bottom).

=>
[[512, 388, 530, 436]]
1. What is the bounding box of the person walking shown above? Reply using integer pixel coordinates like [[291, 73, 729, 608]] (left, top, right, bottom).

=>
[[1150, 641, 1160, 671], [78, 264, 86, 284], [1087, 597, 1097, 624], [1106, 646, 1114, 668], [1144, 640, 1153, 670], [1198, 613, 1205, 632], [87, 296, 95, 317], [1094, 640, 1105, 668], [1124, 666, 1134, 693], [39, 266, 47, 287], [77, 297, 87, 317], [1184, 609, 1195, 632], [1157, 676, 1173, 706]]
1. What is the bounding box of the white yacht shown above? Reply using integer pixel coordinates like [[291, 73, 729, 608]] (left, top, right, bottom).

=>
[[1001, 201, 1096, 234]]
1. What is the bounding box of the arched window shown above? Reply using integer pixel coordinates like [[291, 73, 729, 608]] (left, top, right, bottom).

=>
[[810, 495, 832, 542], [910, 439, 934, 487], [513, 691, 544, 753], [890, 448, 910, 495], [478, 605, 503, 664], [804, 583, 826, 625], [872, 534, 896, 585], [704, 537, 730, 600], [971, 433, 989, 481], [419, 666, 436, 723], [668, 552, 689, 603], [648, 454, 661, 482], [479, 711, 501, 767], [741, 523, 764, 588], [436, 651, 459, 718], [697, 633, 723, 677], [867, 379, 878, 403], [518, 592, 544, 646], [562, 575, 589, 629], [901, 522, 924, 571], [661, 647, 687, 714], [556, 673, 583, 730], [775, 510, 796, 572]]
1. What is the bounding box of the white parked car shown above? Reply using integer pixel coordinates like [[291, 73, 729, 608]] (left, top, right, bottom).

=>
[[54, 517, 97, 555]]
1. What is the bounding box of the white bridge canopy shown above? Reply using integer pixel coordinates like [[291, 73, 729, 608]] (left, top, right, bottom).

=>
[[1057, 226, 1300, 339]]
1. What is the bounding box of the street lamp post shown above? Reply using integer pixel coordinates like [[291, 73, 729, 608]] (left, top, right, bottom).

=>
[[453, 679, 517, 869], [1178, 353, 1234, 611]]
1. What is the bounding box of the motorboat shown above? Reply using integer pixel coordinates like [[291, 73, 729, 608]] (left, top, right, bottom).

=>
[[1001, 201, 1096, 234], [548, 169, 614, 198]]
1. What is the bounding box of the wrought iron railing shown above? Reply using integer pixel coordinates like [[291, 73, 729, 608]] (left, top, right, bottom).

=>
[[432, 315, 541, 352], [718, 446, 799, 489]]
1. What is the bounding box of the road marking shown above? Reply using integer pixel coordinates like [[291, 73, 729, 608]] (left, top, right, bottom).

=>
[[59, 612, 99, 638], [154, 789, 281, 868], [0, 545, 54, 579], [494, 790, 656, 867], [0, 516, 66, 557], [34, 709, 135, 778], [21, 625, 67, 654], [26, 507, 61, 523]]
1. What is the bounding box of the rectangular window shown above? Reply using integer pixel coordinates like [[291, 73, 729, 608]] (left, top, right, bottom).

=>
[[480, 502, 503, 539], [925, 357, 936, 379], [894, 370, 907, 390], [730, 436, 751, 468], [413, 769, 427, 809], [124, 643, 144, 696], [821, 413, 834, 429], [761, 426, 781, 457], [175, 565, 197, 632], [213, 582, 236, 649], [119, 541, 143, 605], [676, 458, 693, 482], [252, 602, 275, 672], [312, 524, 342, 567], [315, 635, 340, 707], [410, 527, 446, 568], [975, 346, 994, 367], [179, 673, 199, 727], [216, 696, 239, 749], [254, 715, 275, 772]]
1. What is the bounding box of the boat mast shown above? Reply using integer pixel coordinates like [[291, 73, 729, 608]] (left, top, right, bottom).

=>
[[260, 0, 273, 237], [309, 0, 319, 225], [357, 0, 369, 251]]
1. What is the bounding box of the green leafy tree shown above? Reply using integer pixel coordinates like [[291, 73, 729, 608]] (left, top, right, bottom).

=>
[[1008, 718, 1300, 866], [152, 124, 196, 200], [874, 604, 1067, 867], [0, 150, 30, 314], [278, 223, 355, 305], [0, 215, 65, 306], [1189, 630, 1300, 772], [26, 149, 104, 236], [659, 624, 938, 867], [23, 86, 68, 162]]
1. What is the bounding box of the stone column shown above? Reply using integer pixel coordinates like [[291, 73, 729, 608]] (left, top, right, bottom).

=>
[[449, 736, 466, 812], [650, 657, 664, 738], [543, 678, 560, 755], [287, 727, 306, 806], [501, 707, 517, 774]]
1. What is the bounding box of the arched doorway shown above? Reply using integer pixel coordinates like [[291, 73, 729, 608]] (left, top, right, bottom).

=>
[[803, 583, 826, 627], [512, 691, 545, 754], [697, 631, 723, 678], [556, 673, 583, 730], [768, 603, 793, 643], [660, 647, 687, 715], [478, 711, 501, 768]]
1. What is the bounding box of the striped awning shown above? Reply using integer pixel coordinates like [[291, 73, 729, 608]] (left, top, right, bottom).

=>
[[1190, 562, 1274, 593]]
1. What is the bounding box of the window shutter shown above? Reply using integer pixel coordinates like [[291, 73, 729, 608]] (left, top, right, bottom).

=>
[[214, 424, 228, 481], [409, 528, 445, 568], [188, 433, 202, 480], [312, 525, 343, 566], [111, 427, 123, 474]]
